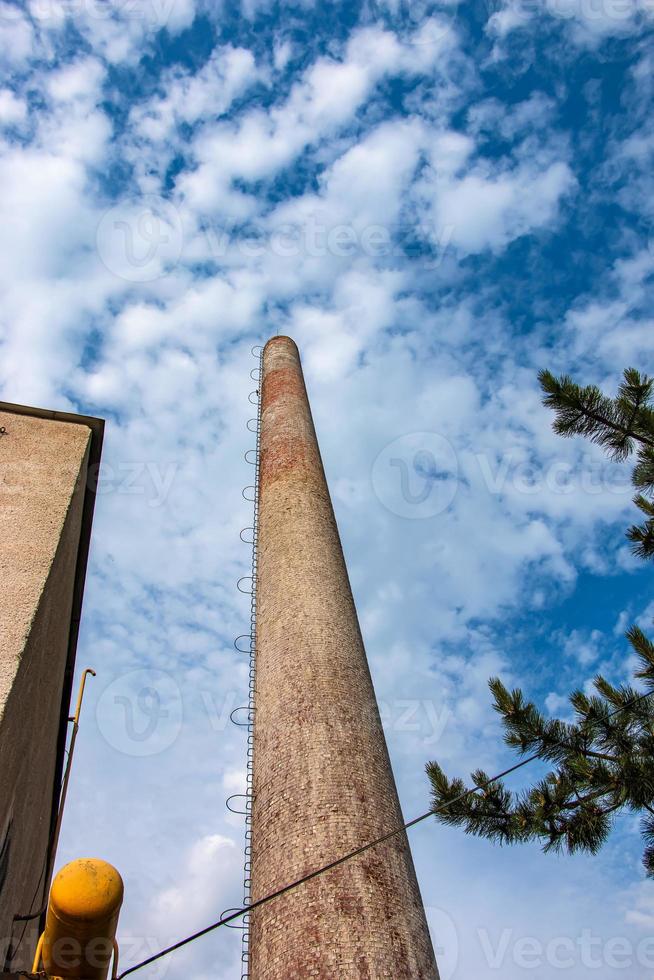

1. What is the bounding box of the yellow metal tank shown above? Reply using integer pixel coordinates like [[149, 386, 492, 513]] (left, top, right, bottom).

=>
[[41, 858, 124, 980]]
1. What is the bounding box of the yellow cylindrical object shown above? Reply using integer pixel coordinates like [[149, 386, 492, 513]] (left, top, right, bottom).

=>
[[42, 858, 123, 980]]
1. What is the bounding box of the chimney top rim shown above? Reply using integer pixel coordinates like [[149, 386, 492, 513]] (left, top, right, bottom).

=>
[[264, 335, 298, 353]]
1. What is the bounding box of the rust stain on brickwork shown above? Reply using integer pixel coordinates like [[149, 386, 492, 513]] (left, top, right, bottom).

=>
[[249, 336, 439, 979], [259, 433, 316, 486], [259, 350, 322, 487], [261, 365, 306, 411]]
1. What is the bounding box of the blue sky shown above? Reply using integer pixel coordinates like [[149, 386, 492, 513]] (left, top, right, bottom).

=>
[[1, 0, 654, 977]]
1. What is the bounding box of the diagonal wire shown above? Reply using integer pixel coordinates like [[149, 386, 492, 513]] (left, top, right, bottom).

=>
[[116, 688, 653, 979]]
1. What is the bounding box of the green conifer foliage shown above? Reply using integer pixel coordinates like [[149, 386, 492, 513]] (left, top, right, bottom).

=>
[[427, 369, 654, 875], [539, 368, 654, 557]]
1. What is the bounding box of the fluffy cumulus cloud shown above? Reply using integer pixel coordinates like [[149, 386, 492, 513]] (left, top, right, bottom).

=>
[[488, 0, 654, 42], [1, 0, 653, 977]]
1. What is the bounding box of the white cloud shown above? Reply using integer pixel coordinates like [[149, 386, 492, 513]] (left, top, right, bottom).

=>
[[0, 87, 26, 125], [562, 627, 604, 666], [159, 0, 196, 33], [545, 0, 653, 39], [0, 147, 92, 279], [179, 25, 456, 213], [47, 56, 105, 102], [152, 834, 241, 933], [563, 246, 654, 371], [273, 37, 292, 71], [487, 0, 533, 37], [486, 0, 654, 42], [545, 690, 570, 714], [25, 0, 196, 65], [128, 44, 257, 157], [0, 4, 34, 67], [426, 156, 575, 254]]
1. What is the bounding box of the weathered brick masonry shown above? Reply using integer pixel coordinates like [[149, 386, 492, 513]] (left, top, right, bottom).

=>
[[249, 336, 439, 978]]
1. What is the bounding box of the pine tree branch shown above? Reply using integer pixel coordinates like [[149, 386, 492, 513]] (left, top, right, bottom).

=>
[[566, 747, 619, 764], [596, 801, 623, 818], [539, 369, 654, 451], [558, 788, 613, 811], [568, 406, 654, 451]]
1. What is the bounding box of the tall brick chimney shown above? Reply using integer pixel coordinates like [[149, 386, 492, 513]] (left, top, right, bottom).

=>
[[249, 336, 438, 978]]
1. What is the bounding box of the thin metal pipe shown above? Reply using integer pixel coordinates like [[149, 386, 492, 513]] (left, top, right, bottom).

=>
[[48, 668, 96, 873]]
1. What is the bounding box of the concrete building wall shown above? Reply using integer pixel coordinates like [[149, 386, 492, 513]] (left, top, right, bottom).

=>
[[249, 337, 438, 979], [0, 410, 92, 969]]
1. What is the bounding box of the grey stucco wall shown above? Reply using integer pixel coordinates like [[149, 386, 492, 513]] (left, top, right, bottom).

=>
[[0, 411, 90, 969]]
